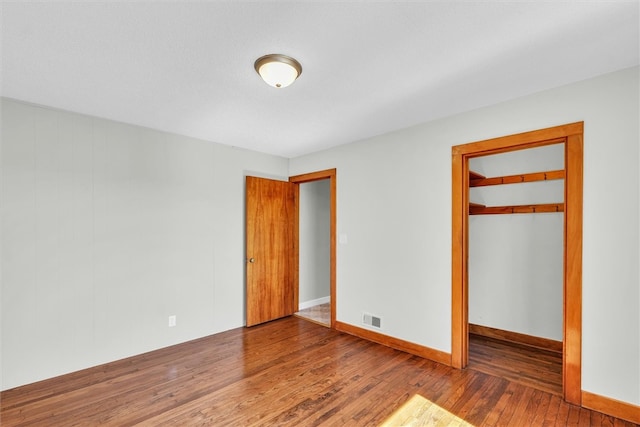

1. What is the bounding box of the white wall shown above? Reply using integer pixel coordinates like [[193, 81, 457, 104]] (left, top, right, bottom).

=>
[[299, 180, 330, 307], [0, 98, 288, 390], [289, 67, 640, 405], [469, 145, 564, 341]]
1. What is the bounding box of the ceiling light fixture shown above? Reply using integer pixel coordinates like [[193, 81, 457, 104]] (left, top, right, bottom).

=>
[[254, 54, 302, 88]]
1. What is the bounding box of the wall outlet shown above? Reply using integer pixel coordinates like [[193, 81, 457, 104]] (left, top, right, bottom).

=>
[[168, 315, 177, 327]]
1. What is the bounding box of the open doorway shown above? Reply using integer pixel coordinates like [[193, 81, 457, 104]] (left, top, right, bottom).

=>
[[245, 169, 336, 328], [290, 169, 337, 328], [467, 144, 565, 395], [294, 179, 331, 326], [451, 122, 583, 405]]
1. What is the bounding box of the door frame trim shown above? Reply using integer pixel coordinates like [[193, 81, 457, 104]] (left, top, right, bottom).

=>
[[451, 122, 583, 405], [290, 168, 337, 328]]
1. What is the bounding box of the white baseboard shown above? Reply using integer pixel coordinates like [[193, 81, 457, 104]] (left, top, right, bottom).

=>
[[299, 296, 330, 310]]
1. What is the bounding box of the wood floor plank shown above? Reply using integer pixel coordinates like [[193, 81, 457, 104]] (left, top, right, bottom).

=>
[[468, 333, 563, 396], [542, 394, 563, 426], [481, 381, 521, 426], [1, 317, 636, 427], [462, 376, 509, 426]]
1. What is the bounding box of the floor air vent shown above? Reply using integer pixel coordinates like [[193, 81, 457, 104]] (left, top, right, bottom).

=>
[[363, 313, 381, 328]]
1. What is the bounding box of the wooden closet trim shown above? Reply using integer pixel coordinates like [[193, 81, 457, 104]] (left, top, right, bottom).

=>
[[451, 122, 583, 405]]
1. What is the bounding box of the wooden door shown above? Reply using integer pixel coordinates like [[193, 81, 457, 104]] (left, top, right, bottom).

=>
[[245, 176, 297, 327]]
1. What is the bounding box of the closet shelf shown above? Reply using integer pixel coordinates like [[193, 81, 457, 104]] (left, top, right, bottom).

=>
[[469, 203, 564, 215], [469, 170, 486, 181], [469, 169, 564, 187]]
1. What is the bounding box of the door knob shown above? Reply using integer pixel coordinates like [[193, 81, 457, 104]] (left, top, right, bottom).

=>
[[247, 257, 255, 263]]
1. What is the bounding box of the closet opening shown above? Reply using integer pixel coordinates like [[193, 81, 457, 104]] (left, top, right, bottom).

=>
[[467, 144, 564, 396], [451, 122, 583, 405]]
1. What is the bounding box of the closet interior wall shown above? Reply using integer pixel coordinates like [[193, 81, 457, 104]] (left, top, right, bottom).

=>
[[468, 144, 565, 341]]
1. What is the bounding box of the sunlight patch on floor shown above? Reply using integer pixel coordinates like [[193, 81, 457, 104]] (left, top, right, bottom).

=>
[[380, 394, 475, 427]]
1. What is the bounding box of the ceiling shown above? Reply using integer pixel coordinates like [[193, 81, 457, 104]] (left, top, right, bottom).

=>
[[1, 1, 638, 158]]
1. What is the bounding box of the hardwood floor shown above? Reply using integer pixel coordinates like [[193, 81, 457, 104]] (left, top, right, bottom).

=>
[[1, 317, 636, 426], [468, 333, 563, 396], [295, 302, 330, 327]]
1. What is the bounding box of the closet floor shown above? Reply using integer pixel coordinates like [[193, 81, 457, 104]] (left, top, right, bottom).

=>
[[467, 333, 563, 396]]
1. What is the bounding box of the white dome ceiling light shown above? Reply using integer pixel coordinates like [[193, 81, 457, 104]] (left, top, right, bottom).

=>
[[254, 54, 302, 88]]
